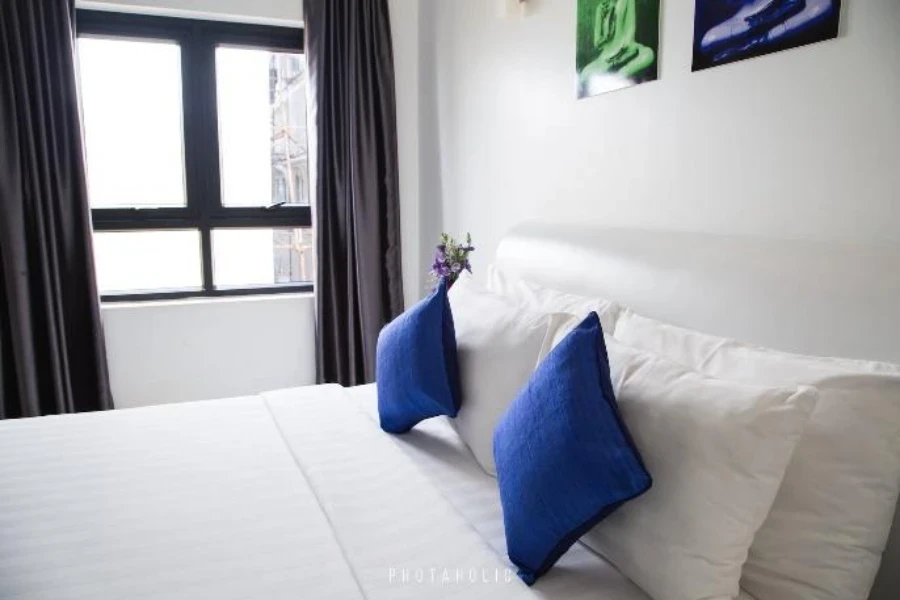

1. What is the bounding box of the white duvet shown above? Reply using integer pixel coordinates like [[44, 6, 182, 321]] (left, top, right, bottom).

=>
[[0, 386, 531, 600]]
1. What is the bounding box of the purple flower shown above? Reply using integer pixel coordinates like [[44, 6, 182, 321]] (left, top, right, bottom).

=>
[[429, 233, 475, 286]]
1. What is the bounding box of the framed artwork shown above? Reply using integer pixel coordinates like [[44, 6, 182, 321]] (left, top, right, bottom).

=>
[[693, 0, 843, 71], [576, 0, 660, 98]]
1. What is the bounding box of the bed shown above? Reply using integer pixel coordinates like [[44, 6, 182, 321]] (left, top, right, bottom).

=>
[[0, 384, 652, 600], [1, 223, 897, 600]]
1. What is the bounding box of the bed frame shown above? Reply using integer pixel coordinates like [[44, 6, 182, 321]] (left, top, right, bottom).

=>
[[494, 222, 900, 600]]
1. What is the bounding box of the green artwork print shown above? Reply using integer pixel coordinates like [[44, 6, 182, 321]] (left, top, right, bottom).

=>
[[576, 0, 660, 98]]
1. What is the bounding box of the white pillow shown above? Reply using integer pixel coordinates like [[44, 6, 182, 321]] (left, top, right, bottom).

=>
[[615, 310, 900, 600], [448, 274, 578, 475], [582, 339, 818, 600], [486, 264, 620, 331]]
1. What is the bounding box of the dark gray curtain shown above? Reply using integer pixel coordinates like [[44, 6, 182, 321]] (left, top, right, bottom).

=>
[[0, 0, 113, 418], [305, 0, 404, 386]]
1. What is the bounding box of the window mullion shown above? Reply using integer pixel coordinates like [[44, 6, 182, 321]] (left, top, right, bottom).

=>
[[182, 26, 221, 293], [200, 227, 214, 293]]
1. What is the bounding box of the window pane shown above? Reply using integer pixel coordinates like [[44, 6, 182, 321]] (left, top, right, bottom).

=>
[[93, 231, 202, 294], [216, 48, 309, 207], [78, 37, 187, 208], [212, 228, 314, 288]]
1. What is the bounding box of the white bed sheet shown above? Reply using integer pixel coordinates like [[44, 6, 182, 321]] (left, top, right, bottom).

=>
[[346, 384, 652, 600], [0, 384, 756, 600], [348, 385, 760, 600], [262, 385, 534, 600], [0, 396, 363, 600], [0, 387, 535, 600]]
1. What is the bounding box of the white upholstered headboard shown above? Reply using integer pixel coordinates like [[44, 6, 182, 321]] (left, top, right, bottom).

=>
[[494, 222, 900, 600]]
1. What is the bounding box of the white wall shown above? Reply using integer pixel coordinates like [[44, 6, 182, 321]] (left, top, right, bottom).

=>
[[78, 0, 302, 25], [424, 0, 900, 265], [102, 296, 316, 409]]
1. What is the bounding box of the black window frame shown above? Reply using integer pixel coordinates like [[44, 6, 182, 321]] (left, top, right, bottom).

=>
[[76, 9, 312, 303]]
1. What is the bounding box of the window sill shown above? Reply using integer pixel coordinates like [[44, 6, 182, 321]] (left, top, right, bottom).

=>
[[100, 283, 314, 305], [101, 290, 314, 310]]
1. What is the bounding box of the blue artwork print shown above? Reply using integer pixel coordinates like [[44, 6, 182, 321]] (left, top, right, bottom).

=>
[[693, 0, 842, 71]]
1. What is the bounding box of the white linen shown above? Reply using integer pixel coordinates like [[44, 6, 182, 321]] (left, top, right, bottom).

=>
[[615, 310, 900, 600], [261, 386, 535, 600], [0, 397, 362, 600], [582, 340, 819, 600], [448, 273, 576, 475], [345, 384, 653, 600], [486, 264, 620, 331], [0, 387, 536, 600]]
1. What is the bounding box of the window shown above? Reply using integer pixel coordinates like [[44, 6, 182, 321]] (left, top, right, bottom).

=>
[[76, 11, 312, 301]]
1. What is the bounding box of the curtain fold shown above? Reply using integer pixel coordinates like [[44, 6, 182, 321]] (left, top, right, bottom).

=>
[[305, 0, 404, 386], [0, 0, 113, 418]]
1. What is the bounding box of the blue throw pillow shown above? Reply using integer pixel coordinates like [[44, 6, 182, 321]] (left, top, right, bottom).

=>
[[493, 312, 652, 585], [376, 278, 461, 434]]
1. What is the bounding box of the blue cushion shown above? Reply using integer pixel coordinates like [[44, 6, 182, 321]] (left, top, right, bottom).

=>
[[376, 278, 461, 434], [493, 312, 652, 585]]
